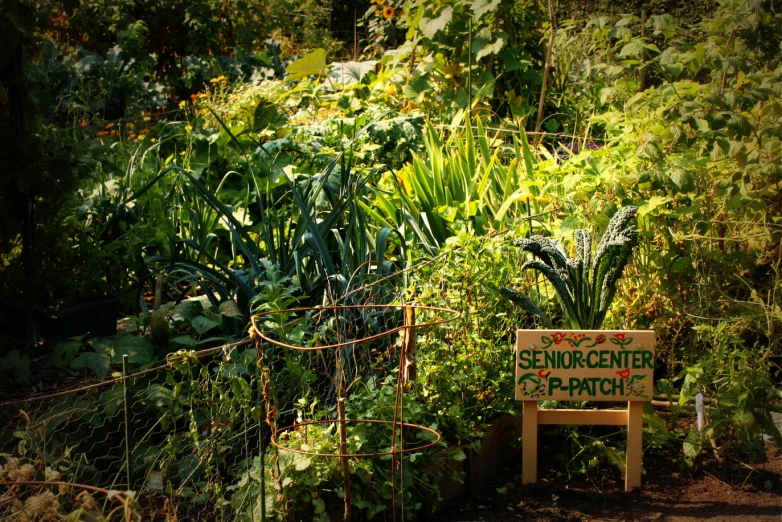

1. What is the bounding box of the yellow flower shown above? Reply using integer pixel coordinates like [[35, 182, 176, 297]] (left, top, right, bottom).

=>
[[137, 135, 145, 141], [178, 100, 187, 109], [150, 138, 157, 143], [512, 192, 535, 203], [382, 6, 395, 18], [185, 124, 193, 133], [444, 63, 462, 79], [512, 192, 550, 204], [209, 75, 227, 84]]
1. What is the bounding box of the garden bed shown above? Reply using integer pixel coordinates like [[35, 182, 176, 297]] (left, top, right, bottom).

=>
[[436, 440, 781, 521]]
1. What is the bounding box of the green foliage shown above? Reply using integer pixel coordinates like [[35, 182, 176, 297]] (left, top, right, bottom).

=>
[[503, 206, 639, 329], [410, 232, 524, 437], [3, 0, 782, 518], [677, 322, 782, 466], [285, 48, 327, 82], [366, 0, 545, 121], [0, 350, 31, 384], [371, 118, 538, 254]]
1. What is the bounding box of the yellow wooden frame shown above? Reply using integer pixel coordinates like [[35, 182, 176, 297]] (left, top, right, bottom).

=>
[[517, 329, 653, 491], [521, 401, 644, 491]]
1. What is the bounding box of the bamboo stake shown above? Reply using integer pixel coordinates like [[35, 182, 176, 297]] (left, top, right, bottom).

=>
[[337, 398, 351, 522], [533, 0, 556, 147], [402, 306, 417, 388]]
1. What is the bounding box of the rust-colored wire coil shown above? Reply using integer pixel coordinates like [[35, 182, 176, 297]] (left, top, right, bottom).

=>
[[250, 304, 461, 351], [270, 419, 442, 458]]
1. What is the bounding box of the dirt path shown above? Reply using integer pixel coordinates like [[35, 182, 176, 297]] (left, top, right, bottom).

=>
[[434, 445, 781, 521]]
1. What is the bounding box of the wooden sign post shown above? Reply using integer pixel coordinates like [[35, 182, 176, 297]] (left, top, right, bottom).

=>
[[517, 330, 655, 491]]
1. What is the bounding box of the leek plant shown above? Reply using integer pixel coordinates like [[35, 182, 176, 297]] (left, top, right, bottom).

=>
[[140, 113, 404, 317]]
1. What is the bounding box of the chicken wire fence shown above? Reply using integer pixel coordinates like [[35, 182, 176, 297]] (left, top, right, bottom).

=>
[[1, 304, 460, 521], [2, 339, 260, 521]]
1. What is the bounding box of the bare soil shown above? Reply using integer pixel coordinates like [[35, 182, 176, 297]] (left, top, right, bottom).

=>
[[434, 443, 781, 521]]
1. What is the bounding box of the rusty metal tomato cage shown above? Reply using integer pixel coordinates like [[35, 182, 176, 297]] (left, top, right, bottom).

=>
[[250, 304, 460, 521]]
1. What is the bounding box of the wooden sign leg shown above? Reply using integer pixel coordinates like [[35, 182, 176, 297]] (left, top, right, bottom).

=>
[[625, 401, 643, 491], [522, 400, 538, 484]]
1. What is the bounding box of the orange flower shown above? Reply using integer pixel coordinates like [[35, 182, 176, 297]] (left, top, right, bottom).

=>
[[382, 6, 394, 18]]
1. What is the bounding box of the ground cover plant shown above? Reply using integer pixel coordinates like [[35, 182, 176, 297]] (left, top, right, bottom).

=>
[[0, 0, 780, 520]]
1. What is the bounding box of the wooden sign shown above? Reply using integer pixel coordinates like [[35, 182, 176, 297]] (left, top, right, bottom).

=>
[[516, 330, 655, 401], [517, 330, 655, 491]]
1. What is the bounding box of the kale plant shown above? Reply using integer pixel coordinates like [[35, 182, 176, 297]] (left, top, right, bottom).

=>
[[501, 206, 639, 329]]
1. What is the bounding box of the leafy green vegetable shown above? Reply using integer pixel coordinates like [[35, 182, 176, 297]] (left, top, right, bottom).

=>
[[503, 206, 639, 329]]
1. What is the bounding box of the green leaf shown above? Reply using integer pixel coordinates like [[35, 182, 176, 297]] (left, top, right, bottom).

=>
[[218, 300, 244, 318], [669, 168, 694, 192], [759, 415, 782, 448], [313, 497, 326, 515], [638, 196, 673, 217], [618, 40, 644, 58], [1, 350, 31, 384], [419, 6, 453, 39], [470, 0, 502, 19], [401, 76, 432, 101], [472, 28, 505, 61], [662, 62, 683, 78], [253, 100, 288, 132], [499, 288, 553, 328], [172, 300, 203, 321], [286, 49, 327, 81], [49, 340, 83, 368], [71, 352, 111, 379], [170, 335, 198, 346], [145, 384, 174, 408], [191, 315, 219, 335], [293, 454, 311, 471], [671, 257, 693, 273], [113, 334, 155, 364], [682, 429, 701, 458]]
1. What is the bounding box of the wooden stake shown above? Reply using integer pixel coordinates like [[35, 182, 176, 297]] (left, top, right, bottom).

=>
[[337, 398, 352, 521], [522, 401, 538, 484], [625, 401, 644, 491], [153, 274, 165, 310], [533, 0, 556, 147], [402, 306, 417, 387]]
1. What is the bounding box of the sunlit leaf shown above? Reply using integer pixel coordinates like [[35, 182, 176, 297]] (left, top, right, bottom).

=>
[[285, 48, 326, 81]]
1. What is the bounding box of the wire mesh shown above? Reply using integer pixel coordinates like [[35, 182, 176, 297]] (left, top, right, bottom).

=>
[[0, 339, 263, 521], [0, 304, 460, 521]]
